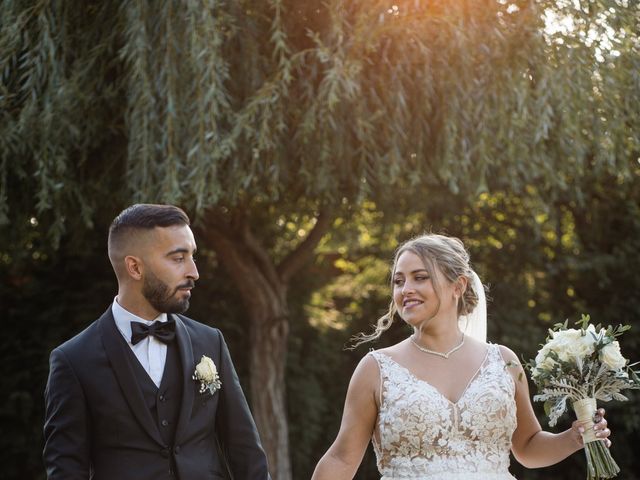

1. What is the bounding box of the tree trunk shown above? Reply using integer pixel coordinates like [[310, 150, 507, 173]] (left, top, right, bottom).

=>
[[246, 290, 291, 480], [197, 208, 333, 480]]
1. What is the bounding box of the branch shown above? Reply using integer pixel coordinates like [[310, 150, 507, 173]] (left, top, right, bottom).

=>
[[240, 217, 282, 289], [277, 208, 334, 283], [196, 211, 295, 328], [197, 222, 255, 294], [195, 210, 275, 304], [208, 206, 282, 290]]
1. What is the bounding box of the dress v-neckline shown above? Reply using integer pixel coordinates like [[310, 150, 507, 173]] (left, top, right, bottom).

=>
[[379, 346, 491, 405]]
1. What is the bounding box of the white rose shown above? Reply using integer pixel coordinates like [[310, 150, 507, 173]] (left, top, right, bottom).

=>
[[600, 341, 626, 370], [535, 344, 553, 367], [533, 342, 560, 377], [533, 356, 557, 378], [195, 355, 217, 383], [548, 329, 583, 362], [564, 325, 597, 359]]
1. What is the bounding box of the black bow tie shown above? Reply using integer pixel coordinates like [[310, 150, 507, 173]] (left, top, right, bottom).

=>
[[130, 319, 176, 345]]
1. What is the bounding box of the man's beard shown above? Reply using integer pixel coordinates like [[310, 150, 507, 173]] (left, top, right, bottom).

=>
[[142, 270, 193, 314]]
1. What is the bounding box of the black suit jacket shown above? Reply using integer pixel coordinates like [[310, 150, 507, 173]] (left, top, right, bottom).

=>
[[43, 307, 270, 480]]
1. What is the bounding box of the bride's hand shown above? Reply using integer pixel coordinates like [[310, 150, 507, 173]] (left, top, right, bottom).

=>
[[571, 407, 611, 448]]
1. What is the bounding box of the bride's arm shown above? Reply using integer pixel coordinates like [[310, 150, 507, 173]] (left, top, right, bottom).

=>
[[311, 354, 380, 480], [500, 345, 611, 468]]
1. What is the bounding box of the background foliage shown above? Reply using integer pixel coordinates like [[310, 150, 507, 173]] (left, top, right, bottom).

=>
[[1, 0, 639, 479], [3, 171, 639, 480]]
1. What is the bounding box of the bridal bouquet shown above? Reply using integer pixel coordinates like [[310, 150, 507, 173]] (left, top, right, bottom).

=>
[[528, 314, 640, 479]]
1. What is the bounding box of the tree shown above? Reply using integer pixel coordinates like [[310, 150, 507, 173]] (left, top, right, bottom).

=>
[[1, 0, 638, 478]]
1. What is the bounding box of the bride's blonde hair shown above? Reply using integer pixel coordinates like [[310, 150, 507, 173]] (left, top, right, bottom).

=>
[[351, 233, 479, 347]]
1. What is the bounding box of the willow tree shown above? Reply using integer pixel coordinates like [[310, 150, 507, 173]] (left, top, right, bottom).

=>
[[1, 0, 638, 478]]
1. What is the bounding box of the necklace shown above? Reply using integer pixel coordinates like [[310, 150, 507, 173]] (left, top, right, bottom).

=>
[[410, 334, 465, 359]]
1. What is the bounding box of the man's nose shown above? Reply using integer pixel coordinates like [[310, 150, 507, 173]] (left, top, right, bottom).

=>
[[188, 259, 199, 281]]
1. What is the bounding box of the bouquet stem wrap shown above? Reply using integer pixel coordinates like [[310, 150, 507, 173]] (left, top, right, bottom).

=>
[[572, 398, 619, 479]]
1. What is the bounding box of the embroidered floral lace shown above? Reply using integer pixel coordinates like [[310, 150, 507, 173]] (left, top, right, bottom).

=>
[[370, 344, 517, 480]]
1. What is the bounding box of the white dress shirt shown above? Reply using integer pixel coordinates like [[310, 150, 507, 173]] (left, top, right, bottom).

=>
[[112, 298, 168, 388]]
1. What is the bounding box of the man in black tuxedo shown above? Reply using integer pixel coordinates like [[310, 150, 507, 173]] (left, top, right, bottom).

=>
[[43, 204, 270, 480]]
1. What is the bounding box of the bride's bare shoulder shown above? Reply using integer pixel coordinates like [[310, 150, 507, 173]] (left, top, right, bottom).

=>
[[367, 338, 410, 360]]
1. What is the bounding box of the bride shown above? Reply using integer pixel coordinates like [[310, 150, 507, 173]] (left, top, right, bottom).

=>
[[312, 234, 612, 479]]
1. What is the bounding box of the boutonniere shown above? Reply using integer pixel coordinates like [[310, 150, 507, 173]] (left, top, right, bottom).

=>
[[192, 355, 222, 395]]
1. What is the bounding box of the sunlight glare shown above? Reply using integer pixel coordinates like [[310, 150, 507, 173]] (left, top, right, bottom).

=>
[[543, 5, 623, 60]]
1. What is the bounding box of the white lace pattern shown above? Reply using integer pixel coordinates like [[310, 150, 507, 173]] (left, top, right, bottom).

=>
[[370, 344, 517, 480]]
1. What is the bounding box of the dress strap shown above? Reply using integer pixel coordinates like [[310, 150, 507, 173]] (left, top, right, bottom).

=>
[[487, 343, 508, 364]]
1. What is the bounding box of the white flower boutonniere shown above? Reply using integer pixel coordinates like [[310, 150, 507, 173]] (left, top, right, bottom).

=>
[[192, 355, 222, 395]]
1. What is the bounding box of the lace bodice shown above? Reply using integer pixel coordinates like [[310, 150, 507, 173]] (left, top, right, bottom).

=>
[[370, 344, 517, 480]]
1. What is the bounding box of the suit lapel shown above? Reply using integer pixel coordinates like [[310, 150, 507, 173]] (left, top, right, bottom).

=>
[[98, 308, 165, 446], [174, 315, 195, 442]]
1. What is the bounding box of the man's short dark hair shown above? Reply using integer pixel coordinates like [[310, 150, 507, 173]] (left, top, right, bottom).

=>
[[108, 203, 190, 250]]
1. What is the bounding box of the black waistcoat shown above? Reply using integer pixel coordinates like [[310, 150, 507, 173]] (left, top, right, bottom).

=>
[[125, 340, 183, 448]]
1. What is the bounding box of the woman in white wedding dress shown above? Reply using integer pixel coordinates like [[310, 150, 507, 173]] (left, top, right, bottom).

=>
[[312, 234, 612, 480]]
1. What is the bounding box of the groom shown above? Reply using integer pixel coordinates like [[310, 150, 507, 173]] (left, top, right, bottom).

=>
[[43, 204, 270, 480]]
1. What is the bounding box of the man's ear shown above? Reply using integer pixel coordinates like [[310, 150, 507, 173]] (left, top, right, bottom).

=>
[[124, 255, 144, 281]]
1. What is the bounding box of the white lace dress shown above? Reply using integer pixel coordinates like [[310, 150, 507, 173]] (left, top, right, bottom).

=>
[[370, 344, 517, 480]]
